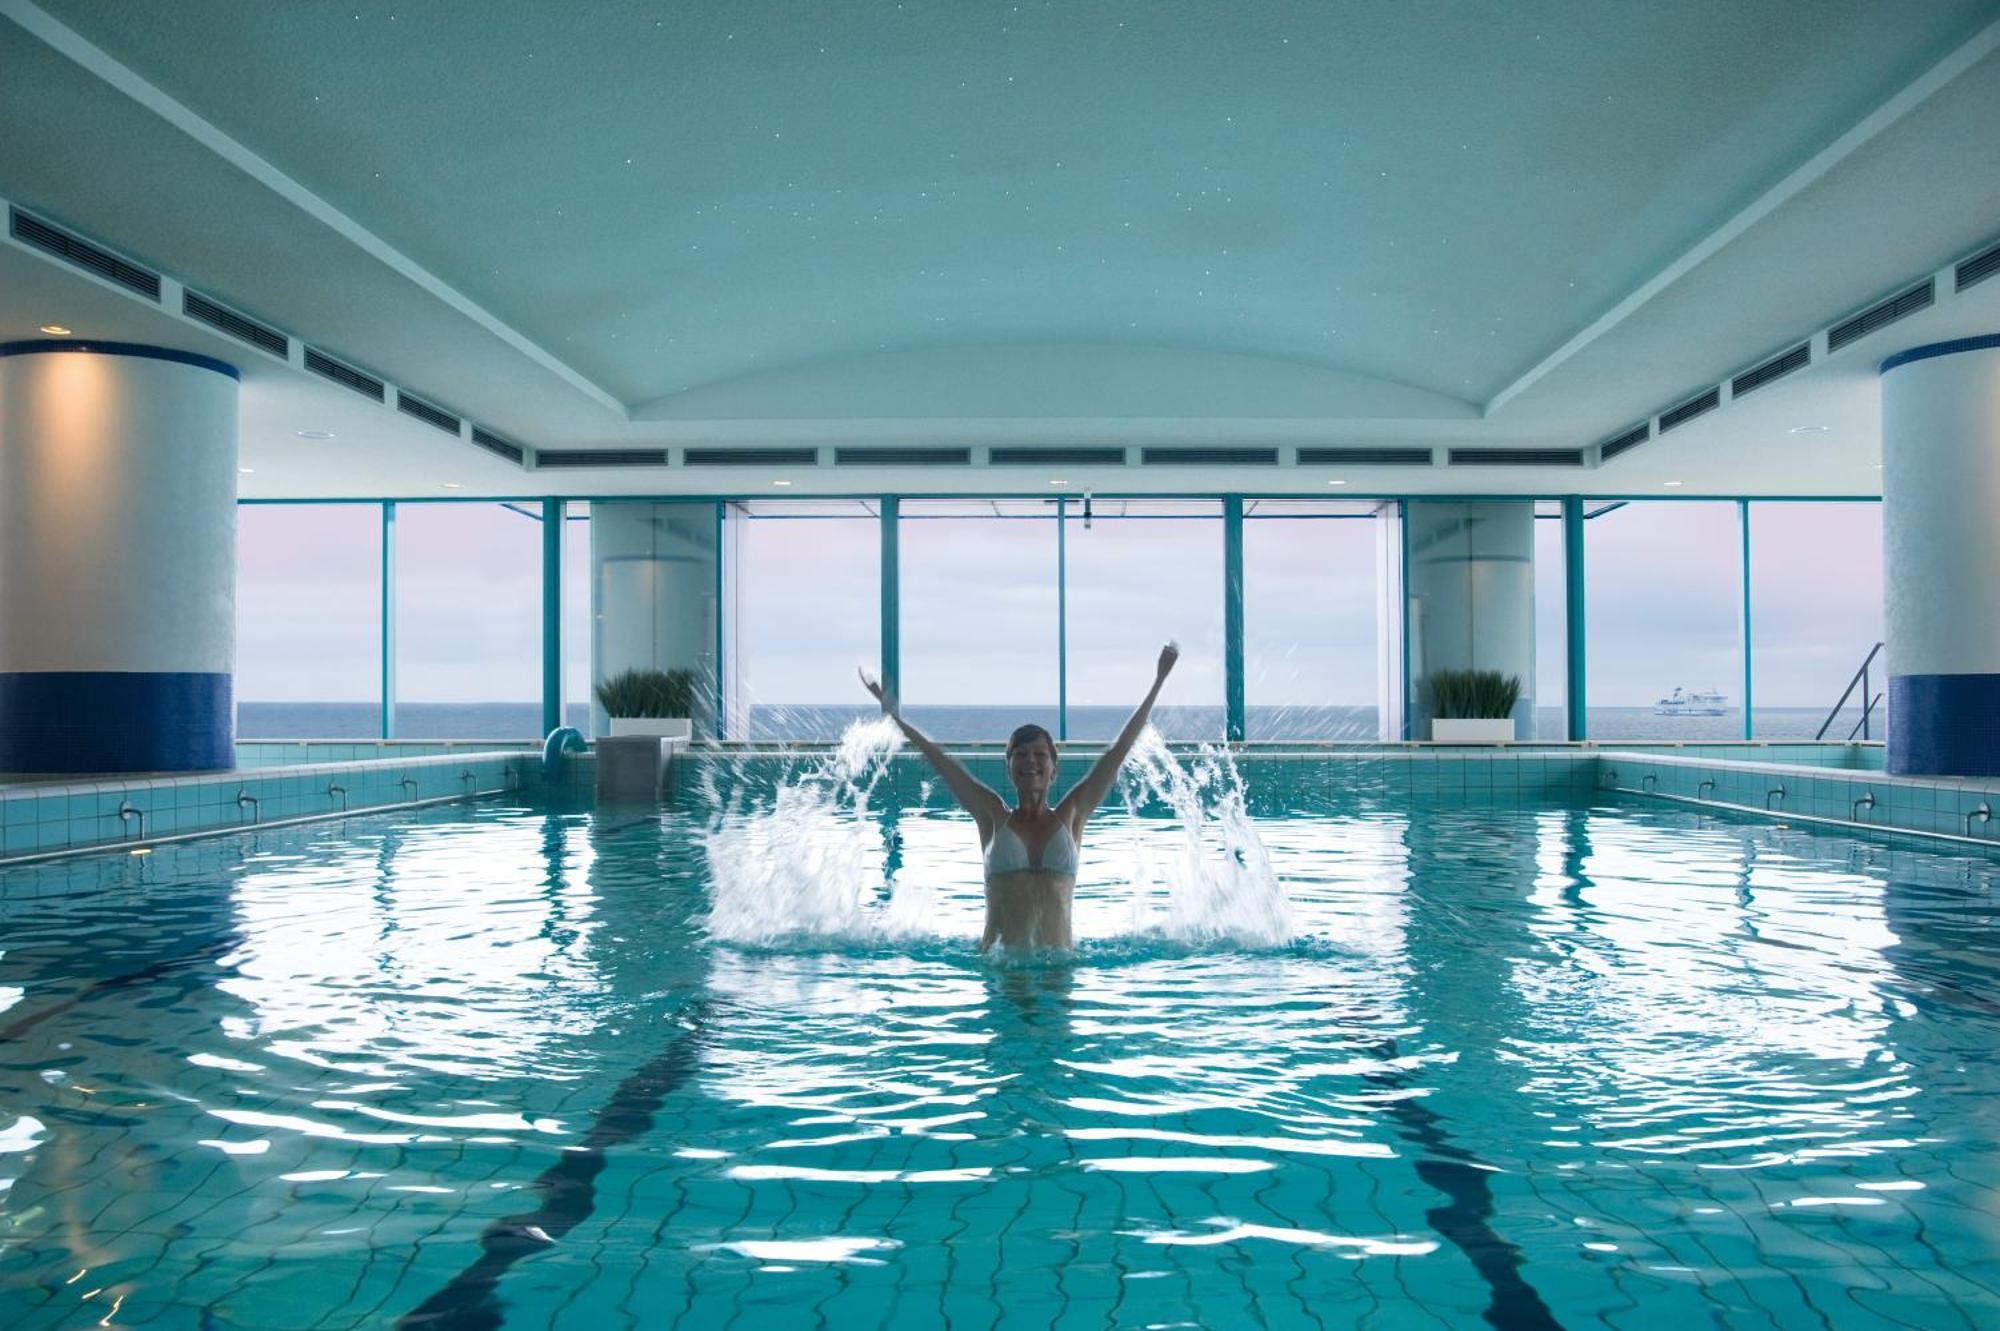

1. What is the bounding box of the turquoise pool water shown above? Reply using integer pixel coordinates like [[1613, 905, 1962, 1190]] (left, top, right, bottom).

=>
[[2, 786, 1997, 1329]]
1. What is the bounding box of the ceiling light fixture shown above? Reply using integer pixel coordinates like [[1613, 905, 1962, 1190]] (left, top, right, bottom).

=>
[[1663, 480, 1684, 488], [1326, 479, 1348, 486], [1049, 478, 1068, 487], [772, 479, 792, 487], [39, 324, 71, 336], [441, 482, 462, 490], [238, 467, 253, 474], [296, 430, 335, 440], [1788, 425, 1829, 434]]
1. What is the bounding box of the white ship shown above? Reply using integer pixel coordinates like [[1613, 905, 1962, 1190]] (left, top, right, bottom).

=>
[[1655, 687, 1731, 717]]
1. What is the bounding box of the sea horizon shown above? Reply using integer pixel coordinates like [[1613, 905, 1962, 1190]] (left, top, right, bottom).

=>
[[236, 701, 1870, 744]]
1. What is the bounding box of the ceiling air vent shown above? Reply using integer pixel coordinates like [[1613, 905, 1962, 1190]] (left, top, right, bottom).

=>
[[1141, 447, 1278, 466], [836, 447, 970, 466], [990, 446, 1128, 467], [469, 426, 524, 465], [304, 347, 385, 402], [182, 290, 288, 358], [1297, 447, 1433, 466], [1448, 448, 1584, 467], [1730, 342, 1810, 399], [1827, 279, 1934, 353], [1597, 424, 1650, 461], [1657, 388, 1720, 434], [396, 391, 461, 436], [1957, 238, 2000, 293], [536, 449, 668, 467], [684, 447, 818, 467], [9, 208, 161, 301]]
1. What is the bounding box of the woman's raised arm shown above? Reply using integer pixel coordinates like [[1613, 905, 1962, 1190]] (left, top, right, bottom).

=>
[[1058, 643, 1178, 831], [860, 669, 1008, 835]]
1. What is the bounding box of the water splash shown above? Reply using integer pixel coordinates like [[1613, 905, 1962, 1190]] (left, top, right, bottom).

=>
[[700, 717, 917, 945], [700, 719, 1292, 951], [1116, 729, 1293, 948]]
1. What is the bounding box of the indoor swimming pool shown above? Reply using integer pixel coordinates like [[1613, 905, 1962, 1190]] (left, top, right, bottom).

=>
[[2, 768, 1998, 1329]]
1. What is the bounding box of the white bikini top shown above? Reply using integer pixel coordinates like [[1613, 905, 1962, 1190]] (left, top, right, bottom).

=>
[[984, 819, 1080, 877]]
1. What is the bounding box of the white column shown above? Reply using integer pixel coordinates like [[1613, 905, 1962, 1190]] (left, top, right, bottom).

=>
[[0, 341, 239, 772], [1881, 334, 2000, 776], [1405, 500, 1537, 740]]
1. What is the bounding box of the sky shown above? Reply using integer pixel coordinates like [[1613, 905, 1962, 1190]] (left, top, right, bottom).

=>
[[235, 498, 1885, 714]]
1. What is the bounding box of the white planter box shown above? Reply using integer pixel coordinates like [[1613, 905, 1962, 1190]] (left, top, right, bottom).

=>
[[607, 717, 693, 741], [1431, 718, 1515, 743]]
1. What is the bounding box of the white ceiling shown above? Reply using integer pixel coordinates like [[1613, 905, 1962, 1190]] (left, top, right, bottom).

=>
[[2, 0, 1997, 499]]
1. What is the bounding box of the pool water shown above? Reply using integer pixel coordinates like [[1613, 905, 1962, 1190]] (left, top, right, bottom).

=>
[[3, 783, 1999, 1329]]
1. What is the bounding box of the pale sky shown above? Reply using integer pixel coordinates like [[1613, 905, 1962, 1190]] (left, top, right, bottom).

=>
[[236, 499, 1885, 714]]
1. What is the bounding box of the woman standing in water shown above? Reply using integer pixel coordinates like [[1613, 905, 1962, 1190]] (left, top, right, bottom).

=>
[[860, 643, 1179, 952]]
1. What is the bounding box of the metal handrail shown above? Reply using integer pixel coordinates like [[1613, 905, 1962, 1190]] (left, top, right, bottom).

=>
[[1846, 691, 1885, 742], [1817, 642, 1885, 741]]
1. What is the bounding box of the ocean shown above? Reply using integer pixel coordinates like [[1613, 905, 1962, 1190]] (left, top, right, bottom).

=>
[[235, 702, 1863, 744]]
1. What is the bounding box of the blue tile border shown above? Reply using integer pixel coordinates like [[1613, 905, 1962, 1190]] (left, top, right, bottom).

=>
[[0, 750, 533, 863]]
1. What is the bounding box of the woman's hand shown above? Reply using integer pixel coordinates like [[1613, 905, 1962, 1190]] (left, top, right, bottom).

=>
[[858, 667, 894, 714], [1156, 641, 1180, 682]]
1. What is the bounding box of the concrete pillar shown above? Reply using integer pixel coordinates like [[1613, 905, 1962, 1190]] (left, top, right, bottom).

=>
[[1405, 500, 1536, 740], [1881, 334, 2000, 776], [0, 341, 239, 772]]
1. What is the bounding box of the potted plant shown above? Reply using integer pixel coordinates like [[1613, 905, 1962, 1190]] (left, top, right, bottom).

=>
[[595, 667, 699, 741], [1425, 668, 1521, 743]]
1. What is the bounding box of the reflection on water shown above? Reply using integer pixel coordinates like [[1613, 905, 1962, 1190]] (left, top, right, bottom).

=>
[[0, 794, 1996, 1329]]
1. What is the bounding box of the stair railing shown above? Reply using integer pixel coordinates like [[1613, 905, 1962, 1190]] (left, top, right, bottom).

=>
[[1816, 642, 1885, 741]]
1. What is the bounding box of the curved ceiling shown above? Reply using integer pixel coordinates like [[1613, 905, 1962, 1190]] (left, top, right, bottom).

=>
[[1, 0, 1998, 497]]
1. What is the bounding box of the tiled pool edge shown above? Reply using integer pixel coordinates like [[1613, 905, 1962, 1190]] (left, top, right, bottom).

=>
[[1598, 749, 2000, 849], [0, 750, 533, 862]]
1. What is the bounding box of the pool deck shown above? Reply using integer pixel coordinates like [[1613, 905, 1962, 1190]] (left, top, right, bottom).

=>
[[2, 738, 1995, 864]]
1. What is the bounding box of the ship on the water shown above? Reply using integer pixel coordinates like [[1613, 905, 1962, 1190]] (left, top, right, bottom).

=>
[[1655, 687, 1731, 717]]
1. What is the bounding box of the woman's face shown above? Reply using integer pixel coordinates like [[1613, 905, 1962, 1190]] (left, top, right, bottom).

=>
[[1007, 737, 1057, 796]]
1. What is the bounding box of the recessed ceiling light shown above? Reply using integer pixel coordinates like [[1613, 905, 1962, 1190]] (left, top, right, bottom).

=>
[[440, 482, 461, 490], [772, 479, 792, 487], [1663, 480, 1684, 487], [39, 324, 71, 336], [1326, 479, 1348, 486], [1789, 425, 1828, 434], [238, 466, 253, 474], [296, 430, 335, 440], [1049, 478, 1068, 486]]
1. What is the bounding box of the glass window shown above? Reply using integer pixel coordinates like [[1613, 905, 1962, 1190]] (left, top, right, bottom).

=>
[[732, 500, 882, 741], [563, 501, 591, 735], [1534, 502, 1568, 740], [1748, 502, 1885, 740], [236, 503, 382, 738], [1241, 500, 1382, 739], [898, 500, 1059, 742], [1584, 501, 1743, 739], [1063, 499, 1224, 741], [394, 502, 543, 738]]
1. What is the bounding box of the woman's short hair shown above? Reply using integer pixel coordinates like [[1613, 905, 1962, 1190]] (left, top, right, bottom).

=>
[[1006, 723, 1057, 760]]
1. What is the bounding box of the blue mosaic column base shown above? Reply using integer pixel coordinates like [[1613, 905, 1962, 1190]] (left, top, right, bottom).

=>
[[1888, 673, 2000, 777], [0, 671, 233, 774]]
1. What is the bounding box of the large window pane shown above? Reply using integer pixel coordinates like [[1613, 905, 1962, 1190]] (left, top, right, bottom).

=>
[[732, 500, 881, 740], [1584, 501, 1742, 739], [395, 502, 542, 738], [899, 500, 1058, 742], [1749, 502, 1885, 739], [1064, 499, 1224, 740], [1534, 503, 1568, 739], [1242, 500, 1381, 739], [236, 503, 382, 738]]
